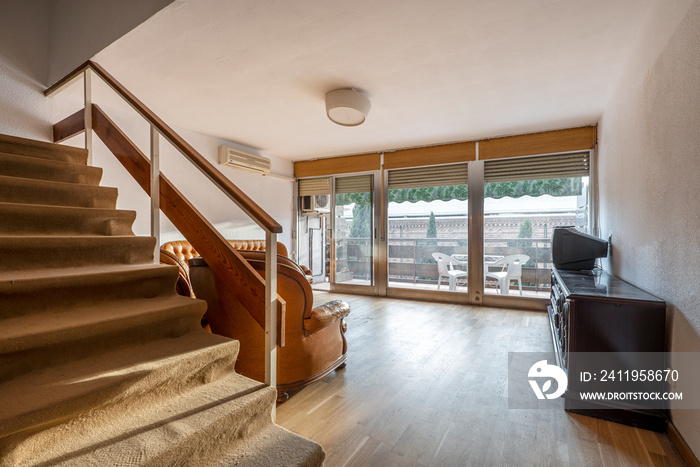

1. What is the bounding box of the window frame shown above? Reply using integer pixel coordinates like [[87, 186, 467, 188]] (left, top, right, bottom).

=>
[[295, 148, 596, 309]]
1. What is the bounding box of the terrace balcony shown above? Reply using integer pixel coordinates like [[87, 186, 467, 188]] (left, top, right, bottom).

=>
[[326, 236, 553, 298]]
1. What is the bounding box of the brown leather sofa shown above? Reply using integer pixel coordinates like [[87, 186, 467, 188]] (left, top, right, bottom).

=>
[[161, 240, 350, 401], [160, 239, 312, 298]]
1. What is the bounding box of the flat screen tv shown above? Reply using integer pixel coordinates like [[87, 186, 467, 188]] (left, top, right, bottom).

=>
[[552, 227, 608, 271]]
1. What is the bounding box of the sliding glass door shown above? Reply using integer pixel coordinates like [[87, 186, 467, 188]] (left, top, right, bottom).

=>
[[386, 164, 468, 295], [333, 174, 374, 291], [297, 178, 332, 288], [482, 152, 591, 298]]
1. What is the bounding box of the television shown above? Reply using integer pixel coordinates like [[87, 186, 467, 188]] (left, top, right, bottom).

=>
[[552, 227, 608, 271]]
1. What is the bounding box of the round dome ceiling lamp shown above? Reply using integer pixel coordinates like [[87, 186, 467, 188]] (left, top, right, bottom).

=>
[[325, 88, 371, 126]]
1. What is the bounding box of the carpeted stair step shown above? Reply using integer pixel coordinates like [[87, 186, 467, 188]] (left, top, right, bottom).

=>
[[0, 152, 102, 185], [0, 175, 117, 208], [0, 330, 241, 442], [0, 203, 136, 236], [0, 264, 185, 318], [0, 132, 326, 466], [215, 422, 326, 467], [0, 294, 207, 380], [0, 236, 155, 272], [2, 370, 323, 467], [0, 133, 87, 165]]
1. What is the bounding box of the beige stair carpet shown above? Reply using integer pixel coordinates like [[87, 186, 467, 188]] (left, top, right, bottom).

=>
[[0, 133, 324, 466]]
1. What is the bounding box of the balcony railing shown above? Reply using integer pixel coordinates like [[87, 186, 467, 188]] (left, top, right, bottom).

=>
[[335, 236, 553, 293]]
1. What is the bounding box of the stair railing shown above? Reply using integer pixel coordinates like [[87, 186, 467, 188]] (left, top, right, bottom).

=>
[[46, 61, 282, 414]]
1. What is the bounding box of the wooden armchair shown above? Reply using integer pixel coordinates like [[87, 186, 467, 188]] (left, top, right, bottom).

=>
[[188, 251, 350, 401]]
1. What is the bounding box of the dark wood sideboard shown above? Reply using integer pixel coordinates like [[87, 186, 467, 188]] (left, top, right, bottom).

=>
[[548, 267, 668, 431]]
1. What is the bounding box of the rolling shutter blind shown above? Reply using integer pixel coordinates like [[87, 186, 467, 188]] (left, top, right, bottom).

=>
[[484, 152, 590, 182], [388, 163, 468, 190], [335, 175, 372, 194], [298, 177, 330, 196]]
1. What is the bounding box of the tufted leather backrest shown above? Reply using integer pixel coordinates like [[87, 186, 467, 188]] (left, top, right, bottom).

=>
[[161, 240, 200, 269], [228, 240, 289, 257], [160, 239, 292, 299], [161, 239, 289, 276]]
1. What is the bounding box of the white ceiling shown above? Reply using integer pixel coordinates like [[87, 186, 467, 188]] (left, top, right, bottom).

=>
[[94, 0, 651, 161]]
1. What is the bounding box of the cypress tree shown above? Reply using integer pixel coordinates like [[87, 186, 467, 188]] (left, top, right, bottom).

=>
[[427, 211, 437, 238]]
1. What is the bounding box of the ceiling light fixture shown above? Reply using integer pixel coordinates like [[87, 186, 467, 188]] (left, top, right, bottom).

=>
[[325, 88, 371, 126]]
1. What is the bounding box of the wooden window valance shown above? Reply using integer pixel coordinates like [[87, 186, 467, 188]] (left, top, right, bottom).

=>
[[479, 127, 596, 160], [383, 142, 476, 169], [294, 153, 381, 178], [293, 126, 596, 178]]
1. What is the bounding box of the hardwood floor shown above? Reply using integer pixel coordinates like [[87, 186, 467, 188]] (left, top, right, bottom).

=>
[[276, 292, 685, 466]]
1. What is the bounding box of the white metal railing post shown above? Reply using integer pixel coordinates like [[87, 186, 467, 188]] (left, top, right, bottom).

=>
[[150, 125, 161, 260], [264, 231, 278, 420], [83, 68, 93, 165]]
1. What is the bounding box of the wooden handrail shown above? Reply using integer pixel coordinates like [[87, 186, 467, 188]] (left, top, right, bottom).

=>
[[70, 104, 285, 342], [46, 60, 282, 234], [53, 109, 84, 143]]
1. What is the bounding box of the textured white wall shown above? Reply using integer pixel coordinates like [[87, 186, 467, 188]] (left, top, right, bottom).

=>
[[0, 60, 55, 142], [598, 0, 700, 456]]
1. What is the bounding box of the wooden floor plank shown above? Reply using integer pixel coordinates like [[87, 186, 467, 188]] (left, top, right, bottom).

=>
[[276, 293, 686, 466]]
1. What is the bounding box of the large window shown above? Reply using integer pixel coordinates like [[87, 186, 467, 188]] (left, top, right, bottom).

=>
[[386, 164, 468, 292], [296, 145, 594, 303], [334, 175, 374, 286], [483, 152, 590, 297]]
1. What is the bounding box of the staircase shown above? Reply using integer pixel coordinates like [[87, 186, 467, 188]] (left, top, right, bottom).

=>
[[0, 133, 325, 466]]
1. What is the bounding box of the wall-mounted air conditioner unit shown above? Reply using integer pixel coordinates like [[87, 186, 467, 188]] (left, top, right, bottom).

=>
[[301, 194, 331, 213], [218, 146, 271, 175]]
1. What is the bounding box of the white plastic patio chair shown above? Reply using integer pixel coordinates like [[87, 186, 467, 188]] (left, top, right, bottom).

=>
[[484, 254, 530, 295], [432, 252, 467, 291]]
